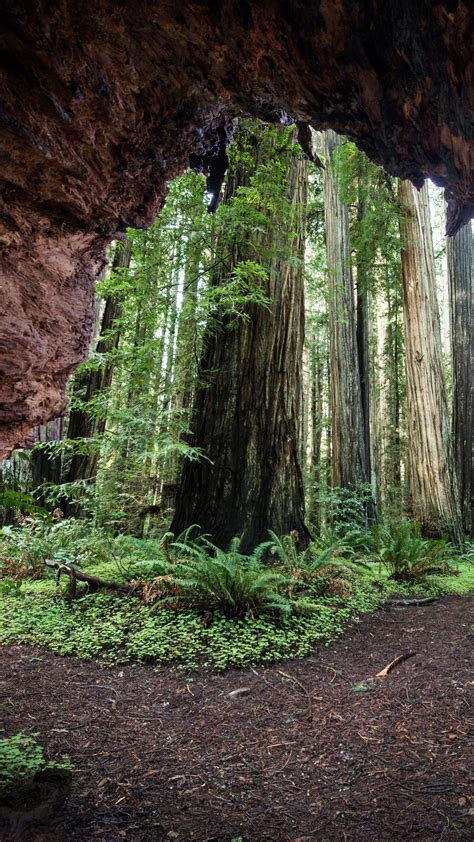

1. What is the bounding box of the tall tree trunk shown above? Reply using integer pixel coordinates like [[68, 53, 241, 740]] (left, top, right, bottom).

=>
[[172, 124, 310, 552], [355, 181, 376, 520], [368, 285, 382, 514], [398, 180, 462, 542], [307, 328, 324, 529], [447, 219, 473, 537], [174, 231, 201, 412], [355, 193, 372, 493], [323, 131, 371, 501], [380, 270, 404, 513]]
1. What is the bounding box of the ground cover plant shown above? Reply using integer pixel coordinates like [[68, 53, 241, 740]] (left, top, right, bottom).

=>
[[1, 519, 472, 672], [0, 733, 72, 790]]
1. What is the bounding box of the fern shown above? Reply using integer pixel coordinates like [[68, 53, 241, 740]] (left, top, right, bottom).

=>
[[373, 520, 451, 582], [156, 536, 292, 618]]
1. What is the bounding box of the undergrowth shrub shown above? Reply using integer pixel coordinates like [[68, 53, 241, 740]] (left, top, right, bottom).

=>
[[373, 520, 451, 582], [136, 531, 360, 619], [0, 518, 165, 582], [275, 533, 364, 602], [154, 537, 292, 619], [310, 527, 373, 561], [0, 518, 114, 579]]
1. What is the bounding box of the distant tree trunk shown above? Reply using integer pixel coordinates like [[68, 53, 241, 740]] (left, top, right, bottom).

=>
[[380, 268, 404, 513], [447, 219, 473, 537], [174, 231, 201, 413], [323, 131, 371, 505], [30, 417, 65, 503], [355, 189, 372, 496], [307, 321, 325, 529], [367, 285, 381, 514], [398, 180, 462, 542], [172, 124, 310, 552], [64, 238, 131, 486]]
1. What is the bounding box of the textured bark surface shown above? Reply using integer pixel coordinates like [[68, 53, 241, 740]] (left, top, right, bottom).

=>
[[0, 0, 473, 454], [323, 131, 369, 493], [171, 125, 309, 551], [399, 181, 462, 541], [447, 221, 473, 536]]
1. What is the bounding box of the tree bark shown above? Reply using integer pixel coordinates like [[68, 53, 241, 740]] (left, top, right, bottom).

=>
[[380, 270, 405, 513], [171, 124, 310, 552], [30, 417, 65, 504], [398, 180, 462, 542], [322, 131, 371, 501], [307, 329, 324, 529], [447, 219, 473, 537]]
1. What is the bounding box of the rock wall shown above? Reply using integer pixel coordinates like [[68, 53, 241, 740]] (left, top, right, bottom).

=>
[[0, 0, 472, 454]]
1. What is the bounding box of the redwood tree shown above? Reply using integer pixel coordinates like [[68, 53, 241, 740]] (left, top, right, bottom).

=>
[[398, 180, 462, 541], [171, 123, 310, 552], [322, 131, 371, 499], [447, 219, 473, 536]]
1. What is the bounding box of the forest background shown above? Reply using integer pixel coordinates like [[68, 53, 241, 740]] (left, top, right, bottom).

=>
[[0, 118, 473, 673], [2, 120, 470, 547]]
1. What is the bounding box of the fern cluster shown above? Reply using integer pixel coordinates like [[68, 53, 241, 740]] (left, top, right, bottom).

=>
[[372, 520, 450, 582], [138, 532, 290, 619]]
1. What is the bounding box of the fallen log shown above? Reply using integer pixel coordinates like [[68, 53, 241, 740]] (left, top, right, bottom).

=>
[[383, 596, 439, 608]]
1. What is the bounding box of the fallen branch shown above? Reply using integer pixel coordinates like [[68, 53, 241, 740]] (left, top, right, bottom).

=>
[[376, 652, 416, 678], [44, 559, 131, 602]]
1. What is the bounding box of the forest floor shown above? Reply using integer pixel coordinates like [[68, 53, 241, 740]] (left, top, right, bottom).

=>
[[1, 594, 472, 841]]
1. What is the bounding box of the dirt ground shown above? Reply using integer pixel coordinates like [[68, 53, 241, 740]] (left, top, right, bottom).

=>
[[1, 595, 473, 841]]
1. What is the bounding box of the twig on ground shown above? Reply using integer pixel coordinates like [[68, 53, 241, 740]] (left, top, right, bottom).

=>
[[376, 652, 417, 678]]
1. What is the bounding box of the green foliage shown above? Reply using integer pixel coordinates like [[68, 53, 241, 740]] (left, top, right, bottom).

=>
[[164, 537, 291, 619], [351, 682, 374, 693], [0, 517, 121, 579], [373, 520, 451, 582], [0, 490, 47, 518], [0, 732, 72, 789], [0, 584, 348, 670], [310, 528, 371, 560], [312, 483, 375, 533], [0, 578, 23, 597], [1, 538, 472, 671], [0, 450, 38, 527]]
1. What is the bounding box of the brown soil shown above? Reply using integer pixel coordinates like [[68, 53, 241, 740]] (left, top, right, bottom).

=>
[[1, 596, 473, 841]]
